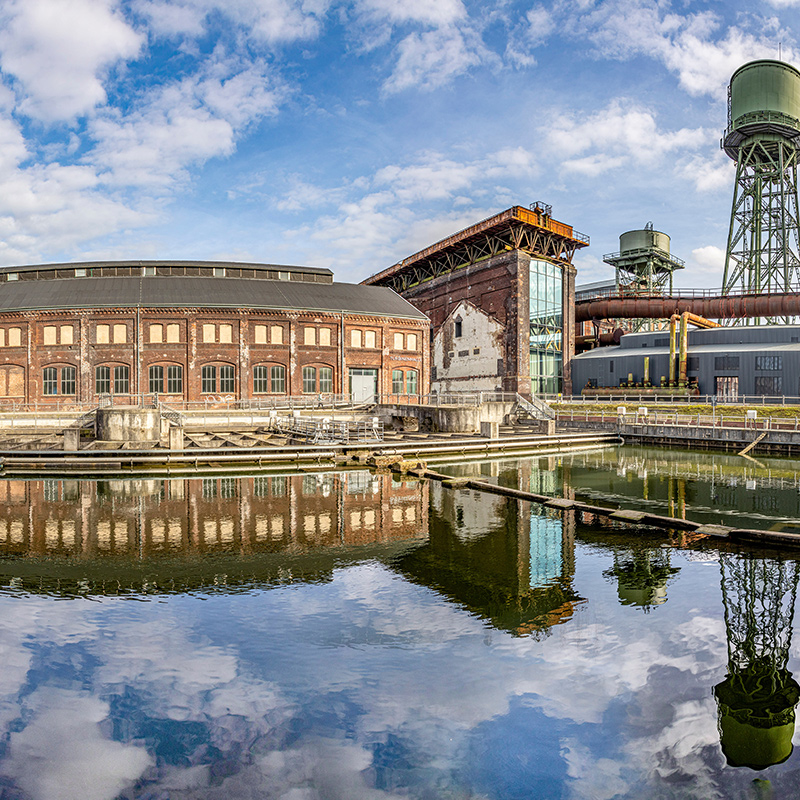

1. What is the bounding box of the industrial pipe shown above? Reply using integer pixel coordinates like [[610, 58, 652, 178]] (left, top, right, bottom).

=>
[[679, 312, 689, 387], [669, 316, 677, 386], [574, 327, 627, 350], [575, 292, 800, 323]]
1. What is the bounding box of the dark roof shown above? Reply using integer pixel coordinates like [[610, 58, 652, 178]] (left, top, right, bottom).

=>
[[0, 259, 332, 277], [0, 276, 428, 320]]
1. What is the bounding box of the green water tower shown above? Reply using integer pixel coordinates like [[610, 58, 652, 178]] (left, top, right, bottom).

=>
[[604, 223, 685, 331], [722, 59, 800, 320]]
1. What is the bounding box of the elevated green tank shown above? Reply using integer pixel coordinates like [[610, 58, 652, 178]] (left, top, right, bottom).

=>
[[619, 228, 671, 256], [724, 59, 800, 158]]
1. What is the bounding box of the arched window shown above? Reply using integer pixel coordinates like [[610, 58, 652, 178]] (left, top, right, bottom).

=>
[[43, 367, 57, 395], [406, 370, 418, 395], [201, 363, 234, 394], [95, 364, 129, 395], [319, 366, 333, 393], [254, 364, 286, 394], [150, 364, 183, 394], [392, 369, 403, 395], [302, 366, 316, 394]]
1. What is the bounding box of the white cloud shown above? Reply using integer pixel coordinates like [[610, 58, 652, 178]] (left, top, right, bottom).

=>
[[89, 58, 284, 190], [133, 0, 330, 43], [545, 100, 708, 176], [353, 0, 466, 27], [574, 0, 796, 98], [691, 244, 726, 278], [382, 25, 490, 94], [4, 689, 152, 800], [677, 152, 733, 193], [0, 0, 143, 121], [506, 4, 556, 67]]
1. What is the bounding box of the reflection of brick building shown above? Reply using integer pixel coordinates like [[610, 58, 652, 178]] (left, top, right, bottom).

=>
[[0, 260, 428, 404], [0, 473, 428, 562]]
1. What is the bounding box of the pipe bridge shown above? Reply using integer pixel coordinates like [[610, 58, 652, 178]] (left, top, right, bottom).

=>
[[576, 291, 800, 323]]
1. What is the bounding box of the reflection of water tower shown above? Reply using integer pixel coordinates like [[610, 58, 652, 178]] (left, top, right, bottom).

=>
[[721, 60, 800, 323], [603, 547, 680, 610], [714, 553, 800, 770], [604, 224, 685, 331]]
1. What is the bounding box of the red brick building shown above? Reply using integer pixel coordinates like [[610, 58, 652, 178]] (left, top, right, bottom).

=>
[[0, 260, 429, 405]]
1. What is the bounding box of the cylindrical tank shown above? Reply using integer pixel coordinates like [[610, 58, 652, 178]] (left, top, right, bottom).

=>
[[729, 59, 800, 133], [619, 229, 670, 255]]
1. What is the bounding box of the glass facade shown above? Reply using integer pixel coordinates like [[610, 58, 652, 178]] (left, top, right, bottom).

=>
[[529, 259, 563, 394]]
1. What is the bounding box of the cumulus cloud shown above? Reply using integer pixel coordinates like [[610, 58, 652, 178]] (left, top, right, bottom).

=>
[[506, 4, 556, 67], [691, 244, 726, 280], [4, 689, 152, 800], [545, 100, 708, 176], [382, 25, 491, 94], [572, 0, 796, 98], [0, 0, 143, 121]]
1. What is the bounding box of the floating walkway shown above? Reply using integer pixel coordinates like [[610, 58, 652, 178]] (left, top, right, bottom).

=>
[[404, 466, 800, 552]]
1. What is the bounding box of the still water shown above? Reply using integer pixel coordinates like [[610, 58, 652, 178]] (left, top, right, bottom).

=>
[[0, 453, 798, 799]]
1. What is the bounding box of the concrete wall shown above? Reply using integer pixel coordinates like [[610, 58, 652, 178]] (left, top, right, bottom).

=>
[[380, 400, 516, 433], [432, 300, 505, 393]]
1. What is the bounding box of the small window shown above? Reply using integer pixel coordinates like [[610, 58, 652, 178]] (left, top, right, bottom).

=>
[[149, 365, 164, 394], [6, 273, 17, 281], [0, 329, 5, 347], [43, 326, 57, 345], [365, 330, 376, 349], [202, 324, 215, 343], [95, 365, 110, 394], [715, 356, 739, 370], [97, 324, 110, 344], [202, 365, 216, 393], [213, 267, 226, 277], [392, 369, 404, 394], [113, 365, 129, 394], [219, 365, 235, 393], [253, 366, 269, 394], [219, 324, 233, 344], [351, 329, 362, 348], [142, 266, 156, 276], [270, 325, 283, 345], [60, 325, 73, 345], [167, 365, 183, 394], [609, 360, 614, 374], [43, 366, 58, 395], [303, 366, 316, 393], [113, 324, 126, 344], [278, 271, 290, 281], [74, 268, 86, 277], [304, 327, 316, 346], [61, 366, 76, 395], [319, 366, 333, 393], [166, 324, 180, 343], [755, 355, 782, 371], [8, 328, 20, 347], [393, 333, 404, 350], [407, 333, 417, 351], [254, 325, 267, 345], [270, 364, 286, 394], [406, 370, 418, 395], [150, 324, 163, 343], [319, 328, 331, 347], [454, 319, 462, 338]]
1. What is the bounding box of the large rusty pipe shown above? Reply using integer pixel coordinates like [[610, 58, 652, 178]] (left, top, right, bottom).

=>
[[669, 316, 677, 386], [679, 312, 689, 387], [575, 293, 800, 323], [574, 328, 627, 350]]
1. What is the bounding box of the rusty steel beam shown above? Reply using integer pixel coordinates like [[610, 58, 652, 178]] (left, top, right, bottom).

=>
[[575, 293, 800, 323]]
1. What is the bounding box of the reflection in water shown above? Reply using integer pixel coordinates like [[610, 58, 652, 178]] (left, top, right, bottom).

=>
[[3, 468, 800, 797], [603, 548, 680, 610], [714, 554, 800, 770], [0, 473, 429, 594]]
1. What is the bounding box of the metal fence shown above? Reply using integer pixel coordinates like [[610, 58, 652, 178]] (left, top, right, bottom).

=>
[[548, 394, 800, 406]]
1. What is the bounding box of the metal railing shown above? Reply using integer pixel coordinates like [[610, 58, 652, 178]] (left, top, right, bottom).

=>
[[551, 394, 800, 406], [271, 416, 384, 444]]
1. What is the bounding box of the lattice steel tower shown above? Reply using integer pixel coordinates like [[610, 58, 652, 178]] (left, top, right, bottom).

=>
[[714, 553, 800, 770], [721, 60, 800, 322]]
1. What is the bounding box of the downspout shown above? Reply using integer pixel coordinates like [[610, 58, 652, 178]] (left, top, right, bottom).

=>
[[340, 310, 345, 396]]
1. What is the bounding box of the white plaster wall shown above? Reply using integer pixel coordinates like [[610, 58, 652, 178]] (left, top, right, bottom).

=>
[[433, 301, 505, 393]]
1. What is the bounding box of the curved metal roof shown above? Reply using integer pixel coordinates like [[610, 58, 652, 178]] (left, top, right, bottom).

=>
[[0, 275, 428, 320]]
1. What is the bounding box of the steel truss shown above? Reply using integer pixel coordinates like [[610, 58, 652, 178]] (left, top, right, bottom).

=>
[[723, 139, 800, 323], [386, 223, 580, 293]]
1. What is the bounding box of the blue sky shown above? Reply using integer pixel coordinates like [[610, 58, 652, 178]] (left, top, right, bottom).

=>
[[0, 0, 797, 287]]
